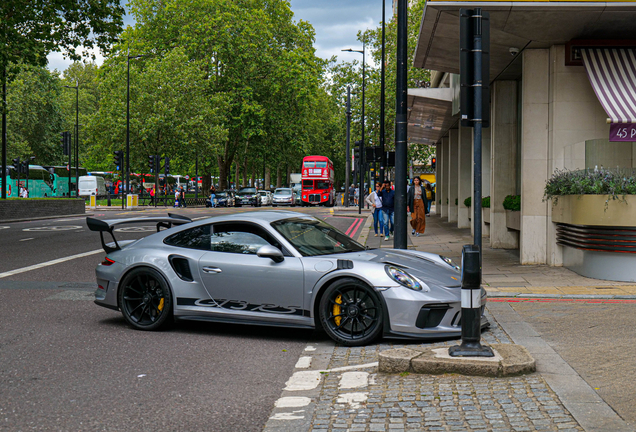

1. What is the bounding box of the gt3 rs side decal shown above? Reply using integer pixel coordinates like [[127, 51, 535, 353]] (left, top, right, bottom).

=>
[[177, 298, 310, 317]]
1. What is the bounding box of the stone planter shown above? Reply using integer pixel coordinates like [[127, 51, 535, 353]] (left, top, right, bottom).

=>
[[551, 194, 636, 227], [506, 210, 520, 231], [483, 208, 490, 224]]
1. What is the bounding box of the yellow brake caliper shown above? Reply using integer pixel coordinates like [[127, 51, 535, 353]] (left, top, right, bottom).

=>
[[158, 298, 165, 312], [333, 295, 342, 326]]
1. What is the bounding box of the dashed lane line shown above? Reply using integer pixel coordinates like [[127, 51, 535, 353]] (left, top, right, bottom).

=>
[[0, 249, 103, 279]]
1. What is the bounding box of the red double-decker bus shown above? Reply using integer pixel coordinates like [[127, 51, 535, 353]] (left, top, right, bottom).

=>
[[301, 155, 335, 207]]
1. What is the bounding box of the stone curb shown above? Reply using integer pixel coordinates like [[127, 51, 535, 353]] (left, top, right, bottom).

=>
[[488, 292, 636, 300], [379, 343, 536, 378]]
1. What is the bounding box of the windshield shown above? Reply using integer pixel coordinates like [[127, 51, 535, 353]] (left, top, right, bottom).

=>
[[216, 192, 227, 197], [239, 188, 256, 194], [258, 191, 267, 196], [271, 217, 365, 257], [316, 181, 330, 190], [275, 189, 291, 196]]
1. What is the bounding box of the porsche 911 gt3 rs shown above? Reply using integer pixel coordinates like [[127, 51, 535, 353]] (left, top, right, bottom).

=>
[[87, 211, 487, 346]]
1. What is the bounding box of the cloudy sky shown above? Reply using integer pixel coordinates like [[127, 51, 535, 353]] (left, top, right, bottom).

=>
[[47, 0, 389, 72]]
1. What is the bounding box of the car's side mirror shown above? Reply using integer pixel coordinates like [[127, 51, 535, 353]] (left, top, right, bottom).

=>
[[257, 245, 284, 263]]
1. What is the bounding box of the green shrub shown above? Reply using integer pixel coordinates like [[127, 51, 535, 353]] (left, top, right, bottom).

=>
[[503, 195, 521, 211], [482, 196, 490, 208], [464, 197, 471, 207], [455, 198, 458, 206], [544, 168, 636, 205]]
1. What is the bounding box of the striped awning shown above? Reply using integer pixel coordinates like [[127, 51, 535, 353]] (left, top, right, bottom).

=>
[[581, 48, 636, 124]]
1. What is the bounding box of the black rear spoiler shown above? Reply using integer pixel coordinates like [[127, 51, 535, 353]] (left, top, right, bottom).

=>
[[86, 213, 192, 253]]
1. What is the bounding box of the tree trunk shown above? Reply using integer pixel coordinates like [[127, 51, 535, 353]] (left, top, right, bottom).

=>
[[235, 162, 240, 189], [251, 164, 256, 188], [202, 171, 212, 194], [286, 164, 292, 187], [276, 166, 281, 188], [265, 167, 271, 190]]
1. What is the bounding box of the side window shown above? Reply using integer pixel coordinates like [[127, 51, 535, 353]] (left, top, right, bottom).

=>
[[164, 225, 212, 250], [210, 222, 286, 255]]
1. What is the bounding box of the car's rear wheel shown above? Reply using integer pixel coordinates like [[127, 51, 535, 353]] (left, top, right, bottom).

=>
[[118, 267, 172, 331], [319, 278, 383, 346]]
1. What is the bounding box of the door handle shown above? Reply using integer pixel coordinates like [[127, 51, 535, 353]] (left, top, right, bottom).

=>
[[202, 266, 222, 274]]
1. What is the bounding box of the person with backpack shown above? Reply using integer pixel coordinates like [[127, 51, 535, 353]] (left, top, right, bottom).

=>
[[365, 183, 384, 237]]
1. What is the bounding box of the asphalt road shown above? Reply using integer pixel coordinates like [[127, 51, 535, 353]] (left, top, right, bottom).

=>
[[0, 206, 362, 432], [508, 300, 636, 429]]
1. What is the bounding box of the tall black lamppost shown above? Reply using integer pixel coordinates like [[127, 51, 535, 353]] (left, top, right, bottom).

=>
[[342, 41, 366, 215], [380, 0, 387, 184], [126, 51, 144, 208], [64, 82, 79, 197], [344, 85, 352, 207], [395, 0, 408, 249], [1, 67, 7, 199]]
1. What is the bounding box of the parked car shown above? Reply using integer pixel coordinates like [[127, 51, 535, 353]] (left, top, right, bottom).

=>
[[259, 190, 273, 206], [237, 187, 261, 207], [87, 211, 485, 346], [206, 190, 235, 208], [272, 188, 295, 206]]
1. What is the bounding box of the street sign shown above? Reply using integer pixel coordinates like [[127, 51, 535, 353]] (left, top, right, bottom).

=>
[[185, 175, 190, 180]]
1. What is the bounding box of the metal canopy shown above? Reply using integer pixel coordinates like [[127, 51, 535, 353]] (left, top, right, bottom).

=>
[[407, 88, 456, 146], [414, 1, 636, 79]]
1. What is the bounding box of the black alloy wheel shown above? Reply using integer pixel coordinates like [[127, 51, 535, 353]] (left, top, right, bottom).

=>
[[319, 278, 383, 346], [118, 267, 173, 331]]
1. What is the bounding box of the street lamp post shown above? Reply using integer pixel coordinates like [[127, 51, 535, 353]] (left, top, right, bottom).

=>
[[63, 82, 79, 198], [345, 85, 351, 207], [380, 0, 387, 184], [342, 42, 366, 215], [126, 52, 144, 209], [1, 67, 6, 199], [395, 0, 408, 249]]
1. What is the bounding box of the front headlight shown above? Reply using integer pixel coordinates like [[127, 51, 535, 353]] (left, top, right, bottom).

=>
[[440, 255, 460, 271], [385, 265, 422, 291]]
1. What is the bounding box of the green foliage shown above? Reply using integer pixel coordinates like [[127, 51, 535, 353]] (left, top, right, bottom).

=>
[[544, 168, 636, 204], [482, 196, 490, 208], [464, 197, 471, 207], [455, 198, 458, 206], [503, 195, 521, 211]]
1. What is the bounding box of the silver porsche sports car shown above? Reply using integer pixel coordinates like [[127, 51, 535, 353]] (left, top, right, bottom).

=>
[[87, 211, 487, 346]]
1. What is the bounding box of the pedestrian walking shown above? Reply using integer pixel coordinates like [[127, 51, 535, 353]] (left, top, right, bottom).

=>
[[180, 186, 187, 208], [149, 185, 155, 205], [379, 181, 395, 241], [365, 183, 384, 237], [174, 188, 180, 208], [425, 182, 433, 216], [354, 186, 359, 206], [407, 176, 428, 236], [348, 184, 355, 205]]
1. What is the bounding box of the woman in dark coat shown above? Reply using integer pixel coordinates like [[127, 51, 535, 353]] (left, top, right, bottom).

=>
[[407, 176, 428, 236]]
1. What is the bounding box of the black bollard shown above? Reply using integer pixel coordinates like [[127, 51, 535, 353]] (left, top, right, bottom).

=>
[[448, 244, 494, 357]]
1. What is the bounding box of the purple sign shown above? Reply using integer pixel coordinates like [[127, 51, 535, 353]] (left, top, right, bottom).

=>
[[610, 123, 636, 142]]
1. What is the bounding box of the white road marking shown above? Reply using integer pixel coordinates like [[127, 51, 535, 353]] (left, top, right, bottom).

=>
[[0, 226, 9, 230], [274, 397, 311, 408], [0, 249, 103, 279], [336, 392, 367, 409], [304, 345, 316, 351], [269, 410, 305, 420], [294, 356, 312, 369], [284, 371, 322, 391], [320, 362, 378, 373], [19, 238, 34, 242], [339, 372, 369, 389], [23, 225, 82, 232]]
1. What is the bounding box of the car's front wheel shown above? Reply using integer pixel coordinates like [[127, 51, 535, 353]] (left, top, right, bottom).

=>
[[319, 278, 383, 346], [118, 267, 173, 331]]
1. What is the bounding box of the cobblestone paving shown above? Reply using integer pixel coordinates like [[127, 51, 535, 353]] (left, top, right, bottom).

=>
[[308, 309, 583, 432]]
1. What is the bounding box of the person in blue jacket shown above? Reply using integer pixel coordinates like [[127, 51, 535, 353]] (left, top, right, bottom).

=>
[[379, 181, 395, 241]]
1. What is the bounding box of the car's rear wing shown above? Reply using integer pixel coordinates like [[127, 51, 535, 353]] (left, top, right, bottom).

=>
[[86, 213, 192, 253]]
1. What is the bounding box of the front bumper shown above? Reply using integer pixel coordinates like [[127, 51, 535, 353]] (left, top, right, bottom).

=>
[[380, 286, 488, 339]]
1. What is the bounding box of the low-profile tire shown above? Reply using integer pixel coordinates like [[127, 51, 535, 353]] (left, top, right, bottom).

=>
[[319, 278, 383, 346], [118, 267, 173, 331]]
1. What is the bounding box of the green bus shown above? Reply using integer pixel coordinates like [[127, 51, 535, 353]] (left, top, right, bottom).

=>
[[0, 166, 56, 198], [42, 166, 88, 197]]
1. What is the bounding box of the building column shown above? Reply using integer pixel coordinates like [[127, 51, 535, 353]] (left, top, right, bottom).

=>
[[448, 129, 459, 223], [490, 80, 519, 249], [520, 49, 550, 264], [434, 142, 440, 215], [457, 126, 471, 228], [440, 136, 449, 219]]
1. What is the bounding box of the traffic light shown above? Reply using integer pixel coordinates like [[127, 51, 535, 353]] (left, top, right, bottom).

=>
[[431, 157, 436, 170], [148, 155, 156, 172], [12, 158, 20, 171], [113, 150, 123, 170], [353, 142, 361, 166], [60, 132, 71, 156], [21, 160, 28, 174], [164, 157, 170, 175]]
